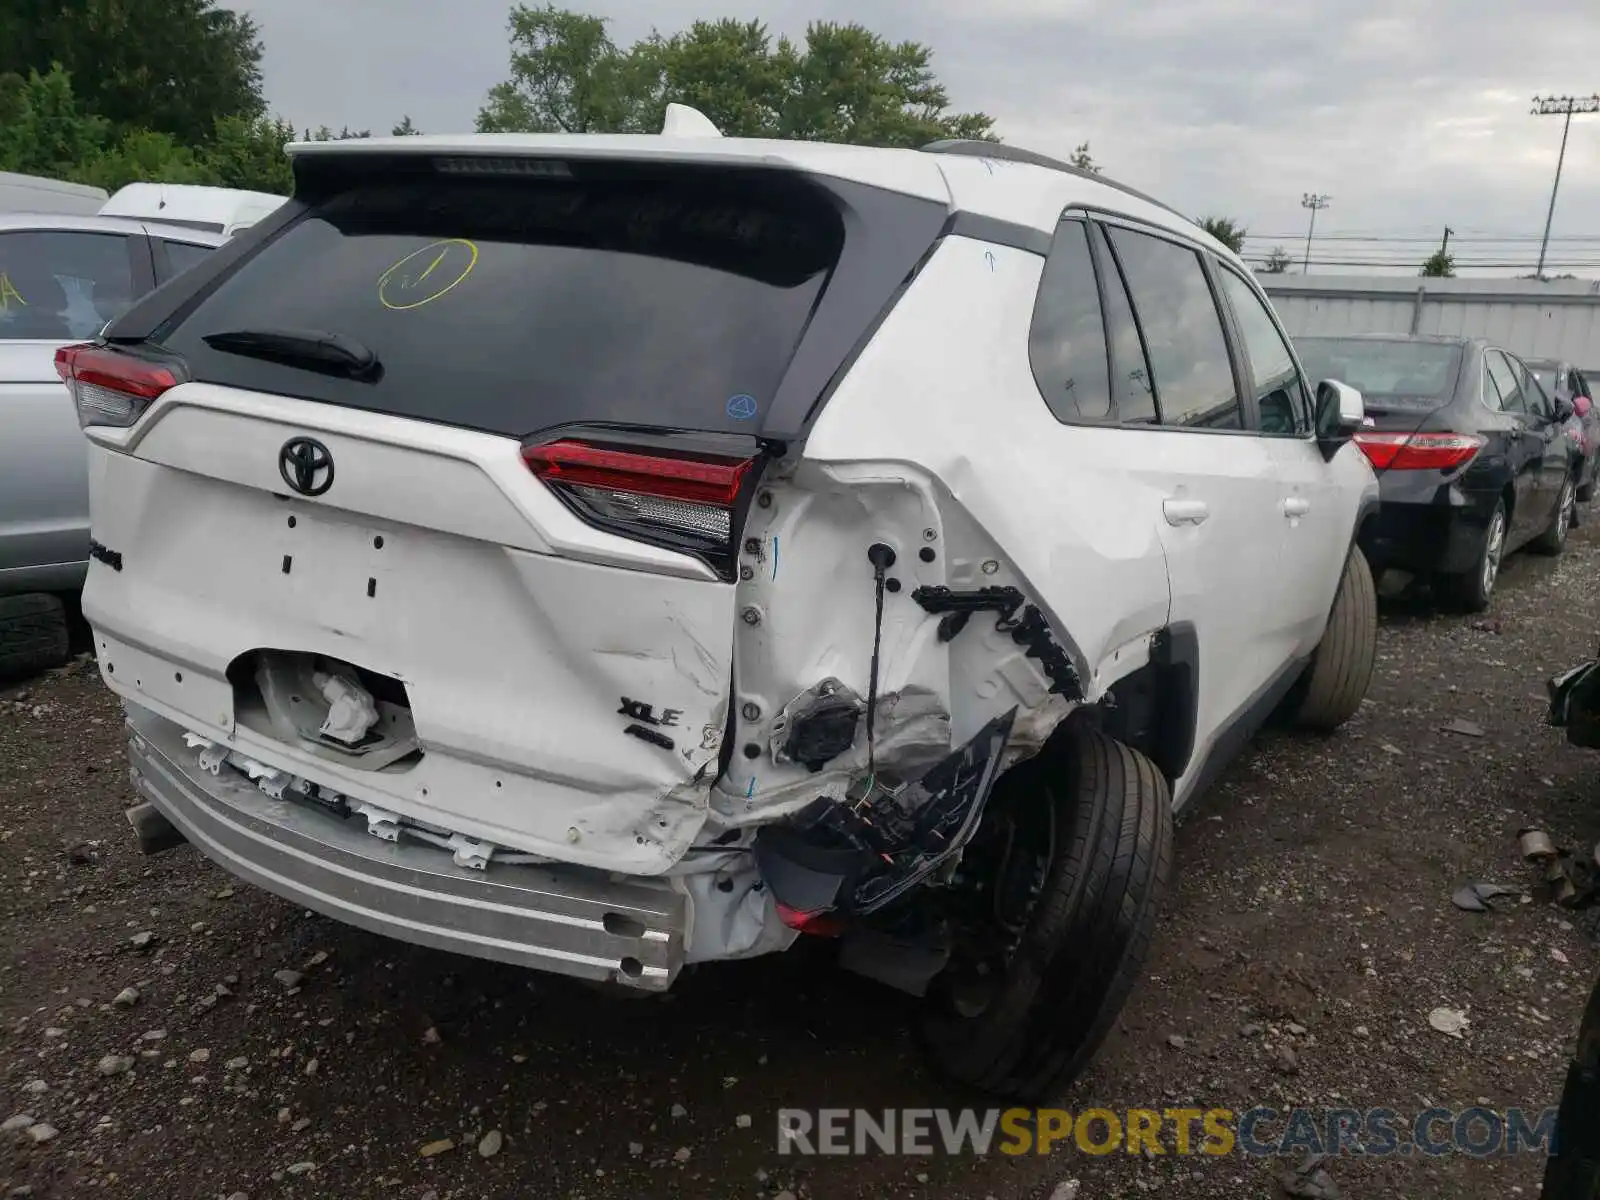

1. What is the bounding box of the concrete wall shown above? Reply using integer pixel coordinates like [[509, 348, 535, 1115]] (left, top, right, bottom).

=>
[[1260, 274, 1600, 368]]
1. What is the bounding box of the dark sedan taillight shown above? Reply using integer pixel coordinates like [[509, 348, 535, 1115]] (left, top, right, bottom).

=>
[[1353, 431, 1486, 471]]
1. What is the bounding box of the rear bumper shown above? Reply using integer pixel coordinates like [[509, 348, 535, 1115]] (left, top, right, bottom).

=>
[[1357, 479, 1497, 576], [123, 702, 689, 990]]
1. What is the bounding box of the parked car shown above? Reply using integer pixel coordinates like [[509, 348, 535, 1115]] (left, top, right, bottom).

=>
[[98, 182, 285, 238], [0, 171, 109, 217], [0, 213, 222, 678], [1295, 334, 1578, 612], [65, 120, 1379, 1100], [1526, 359, 1597, 500]]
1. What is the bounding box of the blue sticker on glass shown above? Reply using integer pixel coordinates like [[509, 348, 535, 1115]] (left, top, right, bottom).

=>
[[725, 394, 759, 420]]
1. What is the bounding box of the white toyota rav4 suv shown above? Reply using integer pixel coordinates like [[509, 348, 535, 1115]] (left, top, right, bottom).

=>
[[64, 117, 1379, 1099]]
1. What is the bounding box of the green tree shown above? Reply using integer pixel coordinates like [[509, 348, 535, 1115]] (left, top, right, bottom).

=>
[[202, 114, 297, 193], [0, 65, 110, 179], [392, 115, 422, 136], [1261, 246, 1294, 274], [0, 0, 264, 146], [477, 5, 995, 147], [1068, 142, 1099, 173], [1420, 249, 1455, 278], [1197, 216, 1247, 254]]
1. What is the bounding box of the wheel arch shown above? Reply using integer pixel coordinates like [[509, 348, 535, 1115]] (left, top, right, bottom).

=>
[[1085, 622, 1198, 786]]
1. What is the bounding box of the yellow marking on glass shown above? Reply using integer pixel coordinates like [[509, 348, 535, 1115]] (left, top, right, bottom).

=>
[[0, 273, 28, 310], [377, 239, 479, 311]]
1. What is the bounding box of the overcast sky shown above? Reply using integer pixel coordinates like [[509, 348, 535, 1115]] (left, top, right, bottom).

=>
[[241, 0, 1600, 276]]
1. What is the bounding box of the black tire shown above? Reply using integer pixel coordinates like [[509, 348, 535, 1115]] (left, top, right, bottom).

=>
[[1293, 548, 1377, 732], [1532, 473, 1576, 556], [0, 593, 71, 682], [1440, 499, 1506, 614], [920, 727, 1172, 1101]]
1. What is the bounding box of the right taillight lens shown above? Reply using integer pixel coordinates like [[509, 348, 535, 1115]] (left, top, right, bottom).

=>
[[55, 343, 183, 428], [522, 438, 758, 578], [1353, 431, 1486, 471]]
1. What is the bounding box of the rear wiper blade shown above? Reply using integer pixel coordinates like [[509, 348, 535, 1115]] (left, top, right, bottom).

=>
[[202, 327, 381, 381]]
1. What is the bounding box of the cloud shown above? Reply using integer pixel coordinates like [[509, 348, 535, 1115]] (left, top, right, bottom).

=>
[[240, 0, 1600, 275]]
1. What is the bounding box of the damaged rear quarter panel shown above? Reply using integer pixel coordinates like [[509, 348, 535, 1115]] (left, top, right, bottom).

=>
[[718, 236, 1173, 819]]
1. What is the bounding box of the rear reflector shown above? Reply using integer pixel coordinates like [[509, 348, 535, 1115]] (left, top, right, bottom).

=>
[[1353, 431, 1486, 471], [523, 439, 758, 577], [55, 343, 180, 429]]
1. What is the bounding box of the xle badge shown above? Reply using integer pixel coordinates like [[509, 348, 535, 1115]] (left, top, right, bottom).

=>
[[618, 698, 682, 728]]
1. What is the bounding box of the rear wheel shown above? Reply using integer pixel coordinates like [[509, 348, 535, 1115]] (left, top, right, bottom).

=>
[[920, 727, 1171, 1101], [1440, 500, 1506, 613], [1293, 548, 1377, 732], [0, 593, 71, 682], [1533, 474, 1576, 555]]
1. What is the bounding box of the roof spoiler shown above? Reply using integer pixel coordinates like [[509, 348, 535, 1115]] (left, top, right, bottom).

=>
[[661, 104, 722, 138]]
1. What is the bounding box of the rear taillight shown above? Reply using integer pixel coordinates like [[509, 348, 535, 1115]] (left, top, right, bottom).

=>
[[775, 902, 846, 937], [522, 439, 758, 578], [1353, 431, 1485, 471], [54, 344, 182, 429]]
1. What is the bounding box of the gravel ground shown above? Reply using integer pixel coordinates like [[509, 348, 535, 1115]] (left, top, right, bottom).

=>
[[3, 529, 1599, 1200]]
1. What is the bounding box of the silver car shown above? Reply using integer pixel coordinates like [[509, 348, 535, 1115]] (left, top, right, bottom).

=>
[[0, 213, 221, 677]]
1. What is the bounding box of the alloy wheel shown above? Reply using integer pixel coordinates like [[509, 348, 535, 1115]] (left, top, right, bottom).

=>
[[1482, 509, 1506, 598]]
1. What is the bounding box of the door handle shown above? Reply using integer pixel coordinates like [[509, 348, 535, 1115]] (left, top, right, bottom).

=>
[[1283, 496, 1311, 518], [1162, 498, 1209, 526]]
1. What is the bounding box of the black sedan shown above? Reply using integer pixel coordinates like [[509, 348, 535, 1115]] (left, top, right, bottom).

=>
[[1296, 334, 1578, 611]]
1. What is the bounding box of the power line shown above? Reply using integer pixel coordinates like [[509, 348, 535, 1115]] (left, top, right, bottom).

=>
[[1241, 234, 1600, 244], [1532, 94, 1600, 278]]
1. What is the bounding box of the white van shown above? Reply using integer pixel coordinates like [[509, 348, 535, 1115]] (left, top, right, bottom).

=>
[[98, 182, 285, 237], [0, 172, 109, 217]]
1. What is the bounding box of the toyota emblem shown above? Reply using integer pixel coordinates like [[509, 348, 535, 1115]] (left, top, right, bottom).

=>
[[278, 437, 334, 497]]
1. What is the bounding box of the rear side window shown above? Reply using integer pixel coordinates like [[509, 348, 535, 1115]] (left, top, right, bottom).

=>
[[1091, 224, 1157, 424], [1104, 226, 1242, 430], [0, 231, 139, 341], [1485, 351, 1526, 413], [155, 168, 845, 438], [1217, 269, 1310, 436], [161, 240, 213, 281], [1029, 220, 1111, 423]]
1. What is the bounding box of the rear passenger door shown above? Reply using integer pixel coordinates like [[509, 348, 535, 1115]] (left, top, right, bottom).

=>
[[1514, 354, 1573, 504], [1091, 219, 1291, 767], [1213, 266, 1352, 656], [1484, 350, 1551, 542]]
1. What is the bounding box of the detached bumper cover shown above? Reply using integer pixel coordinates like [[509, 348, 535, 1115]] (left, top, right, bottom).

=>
[[123, 702, 688, 989]]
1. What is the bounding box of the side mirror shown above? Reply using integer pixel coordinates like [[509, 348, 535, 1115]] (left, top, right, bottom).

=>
[[1315, 379, 1365, 460], [1555, 395, 1576, 422]]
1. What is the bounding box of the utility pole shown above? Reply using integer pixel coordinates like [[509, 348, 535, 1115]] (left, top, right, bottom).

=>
[[1440, 225, 1453, 254], [1531, 95, 1599, 279], [1301, 193, 1331, 274]]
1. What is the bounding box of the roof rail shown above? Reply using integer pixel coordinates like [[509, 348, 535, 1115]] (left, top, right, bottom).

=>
[[921, 139, 1187, 224]]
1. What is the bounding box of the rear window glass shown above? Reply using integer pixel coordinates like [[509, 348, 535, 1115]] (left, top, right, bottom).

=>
[[1295, 338, 1462, 409], [0, 230, 137, 341], [1530, 367, 1559, 397], [156, 167, 845, 437]]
